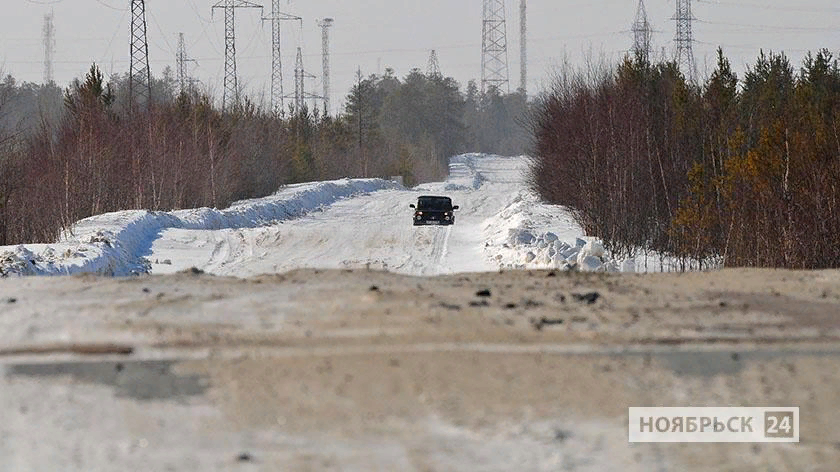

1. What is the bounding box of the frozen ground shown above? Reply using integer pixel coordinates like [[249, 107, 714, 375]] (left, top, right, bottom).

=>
[[1, 268, 839, 471]]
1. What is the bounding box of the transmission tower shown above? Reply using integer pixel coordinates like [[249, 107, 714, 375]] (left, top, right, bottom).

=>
[[308, 74, 319, 111], [427, 50, 441, 77], [264, 2, 300, 114], [481, 0, 510, 94], [317, 18, 334, 114], [283, 24, 321, 115], [294, 46, 305, 113], [213, 0, 263, 111], [673, 0, 697, 81], [42, 12, 55, 85], [176, 33, 198, 95], [519, 0, 526, 94], [632, 0, 652, 63], [129, 0, 152, 110]]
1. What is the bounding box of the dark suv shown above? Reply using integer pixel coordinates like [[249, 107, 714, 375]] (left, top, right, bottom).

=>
[[410, 196, 459, 226]]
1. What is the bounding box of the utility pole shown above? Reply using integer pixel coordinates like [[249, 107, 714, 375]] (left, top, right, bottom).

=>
[[481, 0, 510, 94], [213, 0, 263, 111], [673, 0, 697, 81], [263, 2, 301, 114], [632, 0, 652, 63], [176, 33, 197, 96], [317, 18, 334, 115], [43, 11, 55, 85], [427, 50, 441, 77], [129, 0, 152, 111], [519, 0, 526, 94]]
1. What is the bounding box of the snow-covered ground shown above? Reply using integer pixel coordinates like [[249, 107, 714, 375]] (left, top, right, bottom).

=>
[[146, 153, 604, 277], [0, 153, 662, 278]]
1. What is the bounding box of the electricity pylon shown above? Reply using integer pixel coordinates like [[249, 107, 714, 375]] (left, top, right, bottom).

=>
[[292, 46, 320, 113], [632, 0, 652, 63], [481, 0, 510, 94], [317, 18, 334, 115], [519, 0, 526, 94], [43, 11, 55, 85], [176, 33, 198, 96], [427, 49, 441, 77], [263, 2, 301, 114], [673, 0, 697, 81], [212, 0, 263, 111], [129, 0, 152, 111], [294, 46, 305, 113]]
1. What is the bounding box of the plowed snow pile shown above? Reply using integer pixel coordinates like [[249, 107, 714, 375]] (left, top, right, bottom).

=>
[[0, 179, 399, 276]]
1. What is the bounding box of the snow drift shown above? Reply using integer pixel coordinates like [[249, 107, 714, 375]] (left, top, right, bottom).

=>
[[0, 178, 400, 277], [482, 191, 632, 272]]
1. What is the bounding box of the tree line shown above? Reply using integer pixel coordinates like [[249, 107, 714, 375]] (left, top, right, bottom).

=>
[[531, 49, 840, 269], [0, 64, 530, 246]]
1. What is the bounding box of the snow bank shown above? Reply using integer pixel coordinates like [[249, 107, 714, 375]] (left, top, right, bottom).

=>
[[0, 178, 400, 277], [483, 191, 634, 272], [481, 190, 718, 273]]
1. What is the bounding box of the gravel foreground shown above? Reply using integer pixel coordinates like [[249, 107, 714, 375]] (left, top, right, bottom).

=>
[[1, 268, 839, 471]]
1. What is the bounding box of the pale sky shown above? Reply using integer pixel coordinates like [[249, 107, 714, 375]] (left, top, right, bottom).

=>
[[3, 0, 840, 113]]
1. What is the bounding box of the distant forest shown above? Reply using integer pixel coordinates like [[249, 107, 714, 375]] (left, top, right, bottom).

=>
[[0, 65, 531, 245], [532, 48, 840, 269]]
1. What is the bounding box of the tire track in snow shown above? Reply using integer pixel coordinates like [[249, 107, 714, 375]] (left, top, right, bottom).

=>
[[423, 225, 452, 276], [205, 233, 231, 273], [434, 225, 453, 275]]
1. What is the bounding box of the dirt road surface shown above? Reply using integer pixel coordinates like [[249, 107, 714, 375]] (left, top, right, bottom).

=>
[[1, 268, 839, 471]]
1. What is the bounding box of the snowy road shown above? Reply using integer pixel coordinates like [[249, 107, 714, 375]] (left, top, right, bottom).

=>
[[1, 154, 594, 278], [148, 155, 566, 277]]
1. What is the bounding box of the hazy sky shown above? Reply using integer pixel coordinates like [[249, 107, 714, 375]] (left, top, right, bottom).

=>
[[3, 0, 840, 112]]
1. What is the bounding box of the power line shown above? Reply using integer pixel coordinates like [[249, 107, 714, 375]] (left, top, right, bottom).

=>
[[147, 10, 176, 56], [99, 8, 129, 69], [696, 0, 840, 14], [93, 0, 126, 11], [696, 19, 838, 32]]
